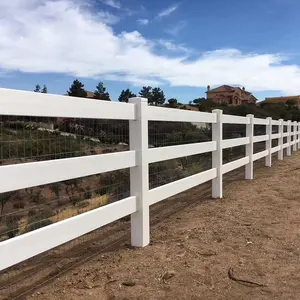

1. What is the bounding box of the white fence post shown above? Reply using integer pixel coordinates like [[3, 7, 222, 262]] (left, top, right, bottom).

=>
[[298, 122, 300, 149], [278, 119, 284, 160], [287, 120, 292, 156], [129, 97, 150, 247], [245, 114, 254, 179], [293, 121, 297, 152], [212, 109, 223, 198], [265, 117, 272, 167]]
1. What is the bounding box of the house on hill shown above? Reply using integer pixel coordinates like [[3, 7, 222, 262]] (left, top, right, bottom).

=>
[[206, 85, 257, 106], [264, 95, 300, 107]]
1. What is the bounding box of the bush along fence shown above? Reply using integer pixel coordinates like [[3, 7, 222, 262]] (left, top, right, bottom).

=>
[[0, 88, 299, 271]]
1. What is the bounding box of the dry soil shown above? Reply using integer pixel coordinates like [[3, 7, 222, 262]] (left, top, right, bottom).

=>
[[3, 153, 300, 300]]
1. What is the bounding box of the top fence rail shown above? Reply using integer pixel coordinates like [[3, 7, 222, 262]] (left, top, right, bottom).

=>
[[147, 105, 217, 123], [0, 88, 136, 120]]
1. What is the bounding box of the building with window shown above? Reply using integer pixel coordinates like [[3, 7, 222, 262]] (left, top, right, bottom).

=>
[[206, 85, 257, 105]]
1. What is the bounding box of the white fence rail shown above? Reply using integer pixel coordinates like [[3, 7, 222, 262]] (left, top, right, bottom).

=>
[[0, 88, 300, 271]]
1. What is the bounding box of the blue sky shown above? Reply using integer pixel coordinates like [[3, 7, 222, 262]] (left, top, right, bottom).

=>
[[1, 0, 300, 102]]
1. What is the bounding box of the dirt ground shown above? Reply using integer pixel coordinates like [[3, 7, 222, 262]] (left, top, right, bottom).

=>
[[4, 152, 300, 300]]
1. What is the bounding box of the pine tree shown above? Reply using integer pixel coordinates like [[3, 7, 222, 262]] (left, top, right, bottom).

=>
[[139, 86, 152, 103], [41, 85, 48, 93], [151, 87, 165, 106], [167, 98, 178, 108], [34, 84, 41, 93], [118, 89, 136, 103], [93, 82, 110, 101], [67, 80, 87, 98]]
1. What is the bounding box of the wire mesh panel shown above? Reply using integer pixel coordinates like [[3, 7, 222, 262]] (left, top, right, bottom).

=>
[[253, 125, 267, 154], [222, 124, 246, 164], [283, 124, 288, 145], [0, 116, 130, 238], [0, 116, 129, 165], [148, 121, 211, 147], [148, 121, 212, 189], [272, 125, 279, 148]]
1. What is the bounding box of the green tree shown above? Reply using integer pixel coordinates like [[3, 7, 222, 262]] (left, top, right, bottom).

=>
[[286, 99, 297, 106], [118, 89, 136, 103], [41, 85, 48, 94], [93, 82, 110, 100], [139, 86, 152, 103], [67, 79, 87, 98], [286, 99, 298, 110], [34, 84, 41, 93], [151, 87, 165, 106], [198, 99, 217, 112], [167, 98, 178, 108], [193, 97, 206, 105]]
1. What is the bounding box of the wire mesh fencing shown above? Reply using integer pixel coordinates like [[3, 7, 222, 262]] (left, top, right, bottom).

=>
[[223, 124, 246, 165], [148, 121, 212, 189], [0, 109, 297, 299], [0, 115, 131, 243]]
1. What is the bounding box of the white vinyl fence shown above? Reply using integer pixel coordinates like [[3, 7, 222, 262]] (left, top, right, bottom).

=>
[[0, 88, 299, 271]]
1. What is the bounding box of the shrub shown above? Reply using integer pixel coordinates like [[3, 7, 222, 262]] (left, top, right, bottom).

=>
[[28, 206, 54, 220], [50, 183, 61, 199], [40, 206, 55, 218], [28, 208, 38, 217], [84, 190, 93, 199], [5, 215, 21, 238], [102, 148, 114, 154], [76, 200, 89, 209], [32, 190, 44, 204], [27, 218, 53, 232], [70, 195, 83, 206], [13, 202, 25, 209]]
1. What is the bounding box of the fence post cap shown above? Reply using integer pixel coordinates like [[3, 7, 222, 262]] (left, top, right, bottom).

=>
[[129, 97, 148, 104], [212, 109, 223, 114]]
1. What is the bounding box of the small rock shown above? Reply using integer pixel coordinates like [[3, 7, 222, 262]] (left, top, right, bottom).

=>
[[85, 284, 93, 289], [162, 270, 176, 282], [122, 280, 136, 286]]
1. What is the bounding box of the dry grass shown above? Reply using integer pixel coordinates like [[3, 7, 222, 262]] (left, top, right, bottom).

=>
[[50, 195, 109, 223]]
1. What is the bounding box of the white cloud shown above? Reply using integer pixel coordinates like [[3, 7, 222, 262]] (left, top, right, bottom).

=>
[[101, 0, 121, 9], [97, 11, 120, 24], [137, 19, 149, 25], [157, 4, 179, 18], [157, 40, 190, 54], [1, 0, 300, 95], [165, 20, 187, 36], [103, 74, 162, 86]]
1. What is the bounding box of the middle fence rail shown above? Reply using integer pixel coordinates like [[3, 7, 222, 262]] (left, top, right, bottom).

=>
[[0, 88, 299, 271]]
